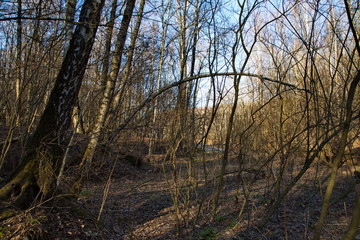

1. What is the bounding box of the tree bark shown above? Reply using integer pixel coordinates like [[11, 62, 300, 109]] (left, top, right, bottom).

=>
[[75, 0, 136, 192], [111, 0, 146, 116], [342, 190, 360, 240], [0, 0, 104, 208], [64, 0, 77, 53], [313, 0, 360, 236], [15, 0, 22, 125], [313, 70, 359, 240]]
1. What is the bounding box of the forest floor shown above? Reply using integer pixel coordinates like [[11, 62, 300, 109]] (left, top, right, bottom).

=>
[[0, 126, 360, 240]]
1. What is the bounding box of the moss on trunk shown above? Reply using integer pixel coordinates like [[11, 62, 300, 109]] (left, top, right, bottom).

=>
[[0, 145, 60, 209], [0, 0, 104, 209], [0, 156, 38, 208]]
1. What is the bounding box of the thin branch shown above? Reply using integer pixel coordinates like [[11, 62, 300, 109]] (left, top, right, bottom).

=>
[[344, 0, 360, 56], [108, 71, 309, 142]]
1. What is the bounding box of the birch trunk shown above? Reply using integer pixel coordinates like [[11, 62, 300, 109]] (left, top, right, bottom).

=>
[[0, 0, 104, 208], [15, 0, 22, 125], [111, 0, 146, 123], [75, 0, 136, 192], [64, 0, 77, 53]]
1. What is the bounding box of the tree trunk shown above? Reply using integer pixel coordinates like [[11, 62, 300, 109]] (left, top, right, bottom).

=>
[[0, 0, 104, 208], [64, 0, 77, 53], [313, 0, 360, 236], [75, 0, 136, 192], [212, 0, 258, 216], [111, 0, 145, 117], [148, 0, 172, 155], [15, 0, 22, 125], [342, 189, 360, 240], [313, 70, 359, 240]]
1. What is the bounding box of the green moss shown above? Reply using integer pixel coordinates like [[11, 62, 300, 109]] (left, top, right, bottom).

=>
[[0, 209, 16, 221], [0, 225, 10, 238], [228, 220, 237, 228], [196, 227, 219, 240], [214, 215, 223, 223]]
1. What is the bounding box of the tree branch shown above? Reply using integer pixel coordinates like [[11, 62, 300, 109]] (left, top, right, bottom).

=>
[[109, 72, 309, 142]]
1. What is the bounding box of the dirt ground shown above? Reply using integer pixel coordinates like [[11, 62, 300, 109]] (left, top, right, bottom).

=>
[[48, 155, 360, 240], [0, 126, 359, 240]]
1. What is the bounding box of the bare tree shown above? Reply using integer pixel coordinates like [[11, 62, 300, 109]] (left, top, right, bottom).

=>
[[0, 0, 104, 208], [75, 0, 137, 192], [314, 0, 360, 237]]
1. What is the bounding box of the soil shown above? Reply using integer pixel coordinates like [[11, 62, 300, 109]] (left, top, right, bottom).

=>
[[0, 125, 360, 240]]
